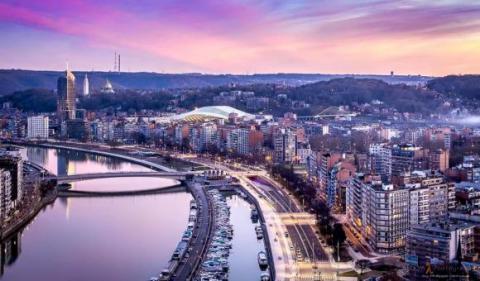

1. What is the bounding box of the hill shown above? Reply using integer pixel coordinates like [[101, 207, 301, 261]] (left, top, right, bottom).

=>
[[0, 69, 431, 95], [289, 78, 442, 113], [427, 75, 480, 100], [0, 77, 443, 115]]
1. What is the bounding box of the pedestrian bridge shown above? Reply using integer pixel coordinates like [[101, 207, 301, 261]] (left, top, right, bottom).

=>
[[50, 171, 201, 183], [58, 184, 186, 198]]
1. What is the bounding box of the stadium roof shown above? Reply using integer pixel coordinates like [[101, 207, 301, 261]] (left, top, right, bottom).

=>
[[171, 106, 255, 122]]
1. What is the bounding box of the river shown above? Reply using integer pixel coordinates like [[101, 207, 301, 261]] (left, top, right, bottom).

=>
[[226, 194, 267, 281], [0, 146, 192, 281]]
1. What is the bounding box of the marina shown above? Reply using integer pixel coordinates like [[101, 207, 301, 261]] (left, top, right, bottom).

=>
[[195, 189, 233, 281], [0, 144, 276, 281]]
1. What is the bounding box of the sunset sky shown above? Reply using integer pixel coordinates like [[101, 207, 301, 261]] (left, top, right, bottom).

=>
[[0, 0, 479, 75]]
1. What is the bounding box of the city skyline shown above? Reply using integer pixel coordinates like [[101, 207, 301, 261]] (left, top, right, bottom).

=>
[[0, 0, 479, 75]]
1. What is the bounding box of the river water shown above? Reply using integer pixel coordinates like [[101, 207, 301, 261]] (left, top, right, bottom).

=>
[[0, 147, 192, 281], [0, 147, 268, 281], [226, 194, 267, 281]]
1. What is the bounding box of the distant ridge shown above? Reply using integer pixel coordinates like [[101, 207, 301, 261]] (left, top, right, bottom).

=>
[[0, 69, 432, 95]]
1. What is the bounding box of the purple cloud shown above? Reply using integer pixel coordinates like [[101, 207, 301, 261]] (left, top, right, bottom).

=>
[[0, 0, 479, 74]]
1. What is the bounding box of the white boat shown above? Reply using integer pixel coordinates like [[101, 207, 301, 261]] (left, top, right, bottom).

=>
[[258, 251, 268, 268], [260, 272, 270, 281]]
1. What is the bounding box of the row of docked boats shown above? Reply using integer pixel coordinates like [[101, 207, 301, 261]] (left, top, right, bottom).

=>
[[251, 202, 271, 280], [151, 200, 199, 281], [196, 189, 233, 281]]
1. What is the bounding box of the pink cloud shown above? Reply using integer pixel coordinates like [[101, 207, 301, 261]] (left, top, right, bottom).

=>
[[0, 0, 479, 75]]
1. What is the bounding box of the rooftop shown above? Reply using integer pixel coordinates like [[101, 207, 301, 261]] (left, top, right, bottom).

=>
[[171, 106, 254, 122]]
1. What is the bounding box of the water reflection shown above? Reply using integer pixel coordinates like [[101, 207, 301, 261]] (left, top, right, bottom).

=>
[[226, 194, 267, 281], [0, 147, 191, 281], [0, 231, 21, 276], [20, 147, 151, 177]]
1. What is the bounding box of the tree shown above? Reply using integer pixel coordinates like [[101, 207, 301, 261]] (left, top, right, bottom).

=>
[[357, 260, 370, 275], [107, 140, 121, 148], [332, 223, 347, 246]]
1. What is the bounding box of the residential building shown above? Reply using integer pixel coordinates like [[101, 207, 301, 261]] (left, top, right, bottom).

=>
[[347, 171, 455, 254], [391, 144, 429, 177], [227, 128, 249, 155], [0, 169, 12, 219], [27, 115, 49, 139], [369, 143, 392, 181], [273, 128, 297, 164], [404, 171, 456, 225], [199, 123, 218, 152], [429, 149, 449, 172], [455, 182, 480, 215], [0, 156, 23, 206], [406, 218, 480, 279]]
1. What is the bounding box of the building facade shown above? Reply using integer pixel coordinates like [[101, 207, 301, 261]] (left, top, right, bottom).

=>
[[347, 171, 455, 254], [0, 169, 13, 220], [57, 69, 76, 121], [27, 115, 49, 139], [273, 128, 297, 164], [0, 156, 23, 206]]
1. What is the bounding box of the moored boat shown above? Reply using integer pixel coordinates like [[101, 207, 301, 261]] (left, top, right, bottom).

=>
[[257, 251, 268, 269]]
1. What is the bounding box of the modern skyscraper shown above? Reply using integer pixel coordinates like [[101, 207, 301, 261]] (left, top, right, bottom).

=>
[[83, 74, 89, 96], [57, 68, 76, 121]]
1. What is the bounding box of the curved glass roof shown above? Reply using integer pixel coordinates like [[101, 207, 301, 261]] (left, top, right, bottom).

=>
[[171, 106, 254, 122]]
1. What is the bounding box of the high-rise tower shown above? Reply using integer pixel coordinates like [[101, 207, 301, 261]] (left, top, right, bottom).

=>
[[57, 67, 76, 120], [83, 74, 89, 96]]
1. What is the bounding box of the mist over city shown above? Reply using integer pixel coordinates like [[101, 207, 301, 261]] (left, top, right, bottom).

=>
[[0, 1, 479, 281]]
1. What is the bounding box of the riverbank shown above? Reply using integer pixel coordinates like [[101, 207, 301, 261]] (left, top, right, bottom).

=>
[[6, 140, 201, 173], [5, 140, 275, 279], [235, 185, 276, 281], [0, 190, 57, 240]]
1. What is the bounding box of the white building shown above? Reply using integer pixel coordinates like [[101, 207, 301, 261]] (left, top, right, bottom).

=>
[[322, 125, 329, 135], [200, 123, 218, 152], [27, 115, 49, 139], [369, 143, 392, 180], [101, 79, 115, 94], [0, 169, 12, 219], [83, 74, 90, 96], [346, 174, 409, 254], [227, 128, 249, 155]]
